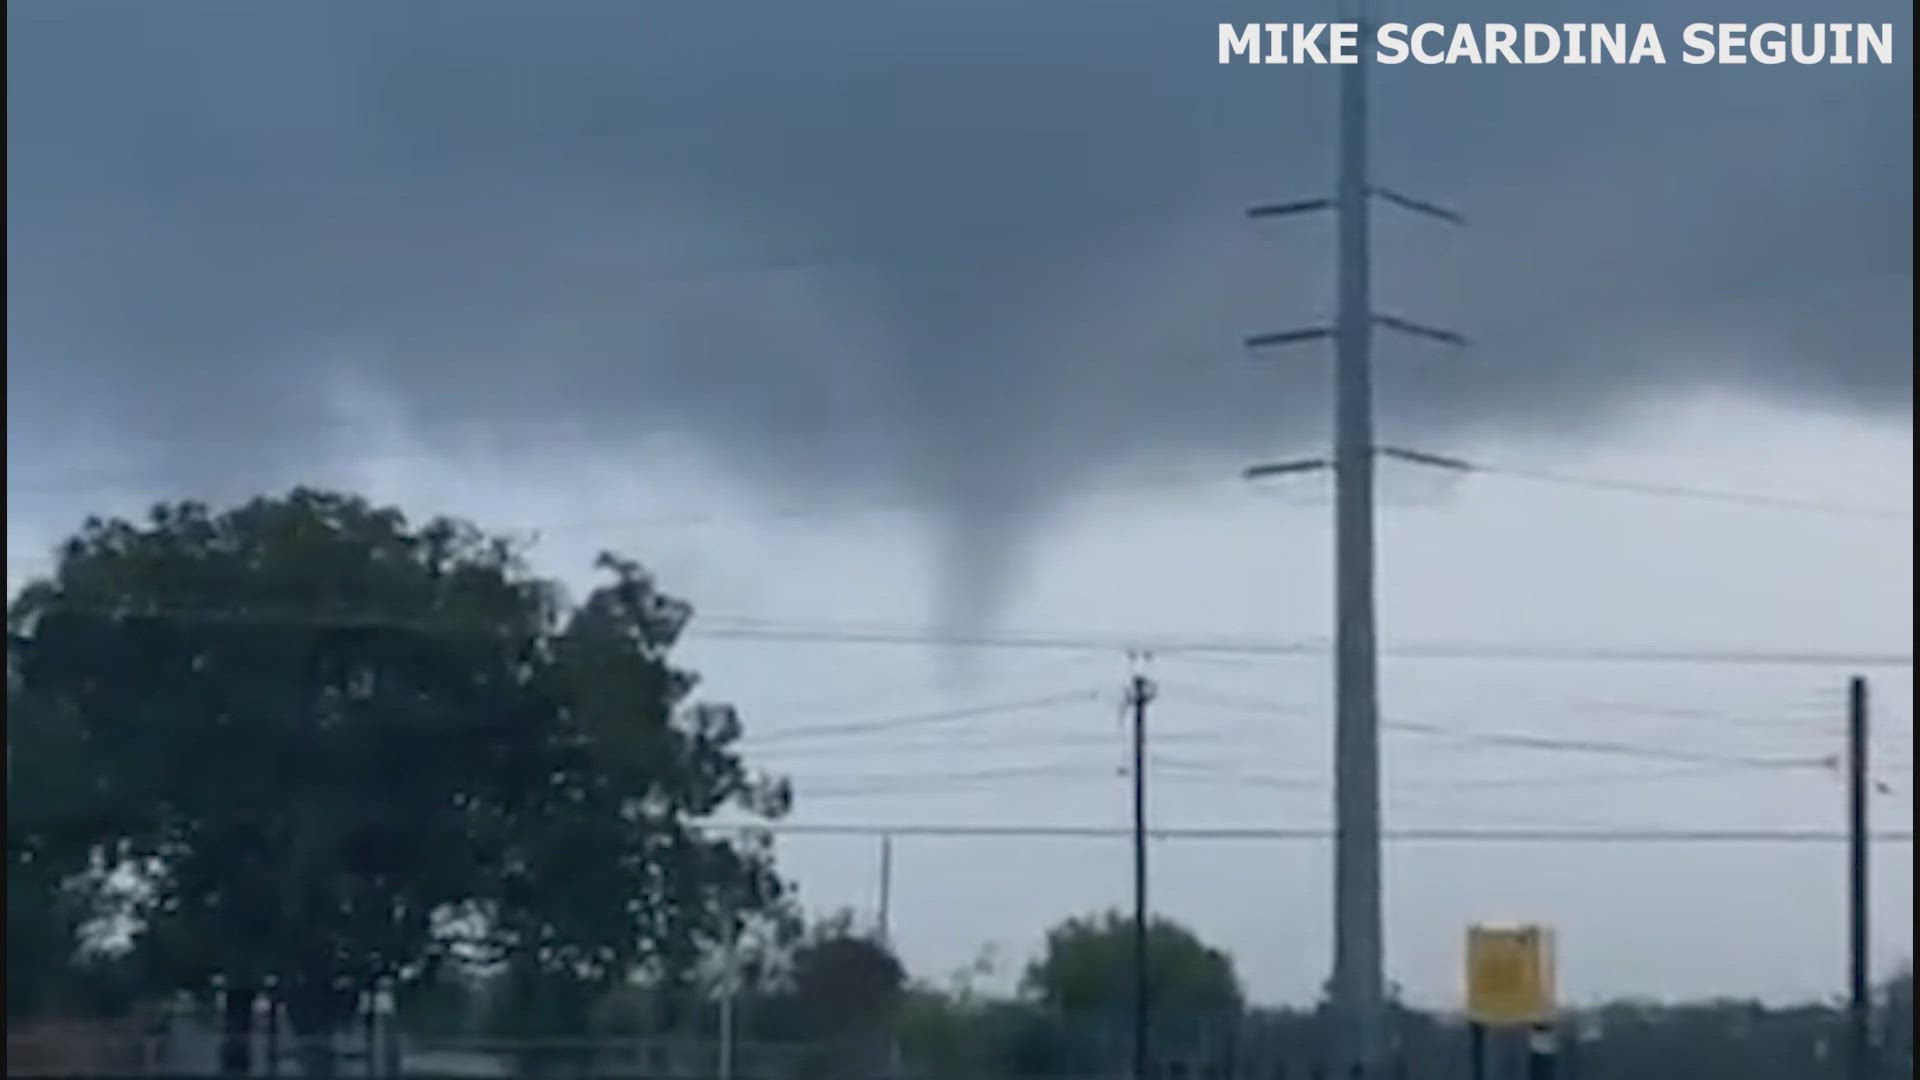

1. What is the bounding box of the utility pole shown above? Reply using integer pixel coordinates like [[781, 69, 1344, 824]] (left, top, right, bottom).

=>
[[877, 832, 894, 945], [717, 920, 741, 1080], [1847, 675, 1871, 1080], [1127, 670, 1158, 1080], [1243, 20, 1463, 1078], [1327, 44, 1388, 1080]]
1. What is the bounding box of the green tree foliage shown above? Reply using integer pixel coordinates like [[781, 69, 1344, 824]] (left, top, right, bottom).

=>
[[785, 912, 907, 1027], [1023, 910, 1243, 1020], [7, 490, 789, 1075], [5, 682, 142, 1020], [1558, 998, 1880, 1080], [895, 990, 1034, 1080], [1012, 912, 1244, 1075], [892, 946, 1038, 1080], [1881, 964, 1914, 1071], [892, 978, 1920, 1080], [7, 679, 88, 1015], [739, 911, 907, 1079]]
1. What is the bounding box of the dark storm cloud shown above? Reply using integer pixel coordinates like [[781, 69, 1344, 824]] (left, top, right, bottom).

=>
[[7, 0, 1912, 620]]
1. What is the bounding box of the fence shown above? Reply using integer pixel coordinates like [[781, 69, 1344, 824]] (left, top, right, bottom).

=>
[[9, 1003, 1906, 1079]]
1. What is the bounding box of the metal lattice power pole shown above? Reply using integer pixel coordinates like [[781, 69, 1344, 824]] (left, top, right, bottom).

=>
[[1243, 25, 1465, 1076]]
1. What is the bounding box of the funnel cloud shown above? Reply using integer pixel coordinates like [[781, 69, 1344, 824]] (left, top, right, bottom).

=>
[[6, 0, 1911, 633]]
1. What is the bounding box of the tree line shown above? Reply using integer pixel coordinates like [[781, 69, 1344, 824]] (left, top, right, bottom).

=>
[[7, 489, 1912, 1079]]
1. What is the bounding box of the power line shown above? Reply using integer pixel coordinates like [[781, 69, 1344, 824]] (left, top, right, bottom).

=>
[[730, 650, 1120, 724], [11, 437, 1907, 526], [25, 781, 1903, 842], [15, 599, 1909, 669], [1147, 678, 1870, 769], [1147, 754, 1832, 792], [699, 822, 1916, 844], [3, 455, 1256, 510], [12, 437, 1904, 558], [688, 622, 1913, 669], [741, 689, 1103, 746], [1384, 717, 1817, 769], [765, 697, 1920, 798], [798, 763, 1127, 793], [1158, 664, 1893, 736], [761, 731, 1230, 759], [756, 686, 1837, 777], [787, 757, 1854, 798], [1377, 447, 1914, 522]]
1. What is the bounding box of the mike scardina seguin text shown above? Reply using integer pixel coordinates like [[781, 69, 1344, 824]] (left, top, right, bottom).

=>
[[1219, 22, 1895, 65]]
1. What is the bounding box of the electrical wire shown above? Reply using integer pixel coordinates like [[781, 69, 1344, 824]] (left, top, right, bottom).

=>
[[695, 822, 1915, 845], [687, 623, 1913, 669], [780, 755, 1889, 805], [1154, 678, 1854, 769], [1377, 446, 1913, 521], [742, 689, 1104, 746], [13, 598, 1906, 669], [1142, 754, 1831, 793]]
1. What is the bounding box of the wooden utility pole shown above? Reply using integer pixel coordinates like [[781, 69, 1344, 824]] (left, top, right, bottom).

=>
[[1127, 671, 1158, 1080], [1847, 675, 1871, 1080], [877, 832, 894, 945]]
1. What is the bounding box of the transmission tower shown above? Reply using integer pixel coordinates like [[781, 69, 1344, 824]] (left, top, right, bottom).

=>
[[1243, 25, 1465, 1077]]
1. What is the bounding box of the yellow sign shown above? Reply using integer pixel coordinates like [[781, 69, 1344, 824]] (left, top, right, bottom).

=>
[[1466, 924, 1555, 1026]]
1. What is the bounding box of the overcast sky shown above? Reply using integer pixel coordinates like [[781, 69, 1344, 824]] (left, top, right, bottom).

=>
[[6, 0, 1913, 1006]]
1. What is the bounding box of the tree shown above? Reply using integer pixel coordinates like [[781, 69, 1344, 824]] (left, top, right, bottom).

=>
[[895, 950, 1033, 1080], [8, 490, 790, 1076], [1021, 911, 1243, 1072], [6, 639, 144, 1021], [1024, 911, 1243, 1019], [786, 912, 906, 1025], [7, 678, 90, 1016], [743, 911, 907, 1079], [1873, 964, 1913, 1075]]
